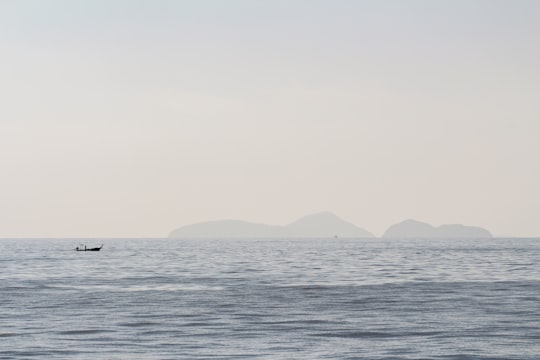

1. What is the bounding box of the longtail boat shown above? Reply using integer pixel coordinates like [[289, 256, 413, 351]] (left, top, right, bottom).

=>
[[75, 244, 103, 251]]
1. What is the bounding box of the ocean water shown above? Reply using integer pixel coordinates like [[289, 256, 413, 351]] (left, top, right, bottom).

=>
[[1, 238, 539, 359]]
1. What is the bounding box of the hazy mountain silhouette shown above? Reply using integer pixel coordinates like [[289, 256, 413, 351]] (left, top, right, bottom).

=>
[[285, 212, 374, 237], [169, 211, 374, 238], [382, 219, 492, 238]]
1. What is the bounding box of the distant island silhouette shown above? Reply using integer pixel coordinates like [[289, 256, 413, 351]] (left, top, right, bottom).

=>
[[169, 213, 493, 238], [382, 219, 492, 238], [169, 212, 374, 238]]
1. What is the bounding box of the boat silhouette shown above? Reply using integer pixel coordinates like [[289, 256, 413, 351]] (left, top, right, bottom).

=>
[[75, 244, 103, 252]]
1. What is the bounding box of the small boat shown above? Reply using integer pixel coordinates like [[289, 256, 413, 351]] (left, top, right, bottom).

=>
[[75, 244, 103, 252]]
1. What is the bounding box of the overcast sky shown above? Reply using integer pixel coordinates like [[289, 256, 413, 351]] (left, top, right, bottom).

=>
[[1, 0, 539, 237]]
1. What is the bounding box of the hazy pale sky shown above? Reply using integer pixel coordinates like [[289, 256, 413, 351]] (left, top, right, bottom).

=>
[[1, 0, 539, 237]]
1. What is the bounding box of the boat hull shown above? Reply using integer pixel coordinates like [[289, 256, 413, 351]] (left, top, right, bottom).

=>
[[75, 245, 103, 251]]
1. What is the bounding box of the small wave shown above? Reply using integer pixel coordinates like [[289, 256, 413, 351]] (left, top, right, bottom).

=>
[[123, 284, 224, 292], [0, 333, 20, 338], [57, 329, 113, 336], [117, 321, 160, 328], [183, 321, 229, 327], [312, 330, 443, 339], [313, 331, 396, 338], [62, 284, 224, 292]]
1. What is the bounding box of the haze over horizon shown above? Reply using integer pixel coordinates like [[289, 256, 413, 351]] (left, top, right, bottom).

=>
[[1, 1, 539, 238]]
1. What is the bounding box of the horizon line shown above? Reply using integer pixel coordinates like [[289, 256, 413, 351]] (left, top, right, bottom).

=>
[[1, 236, 539, 240]]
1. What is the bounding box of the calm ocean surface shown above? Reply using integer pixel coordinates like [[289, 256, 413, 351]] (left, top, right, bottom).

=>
[[1, 238, 539, 359]]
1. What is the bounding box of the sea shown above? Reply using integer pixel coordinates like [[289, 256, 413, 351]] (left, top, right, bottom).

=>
[[1, 237, 539, 359]]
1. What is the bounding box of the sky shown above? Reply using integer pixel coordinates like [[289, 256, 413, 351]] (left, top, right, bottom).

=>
[[0, 0, 539, 237]]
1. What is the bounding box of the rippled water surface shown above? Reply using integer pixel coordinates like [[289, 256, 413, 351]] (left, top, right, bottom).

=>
[[1, 238, 539, 359]]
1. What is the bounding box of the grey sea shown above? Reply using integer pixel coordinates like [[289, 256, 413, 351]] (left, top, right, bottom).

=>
[[1, 238, 539, 359]]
